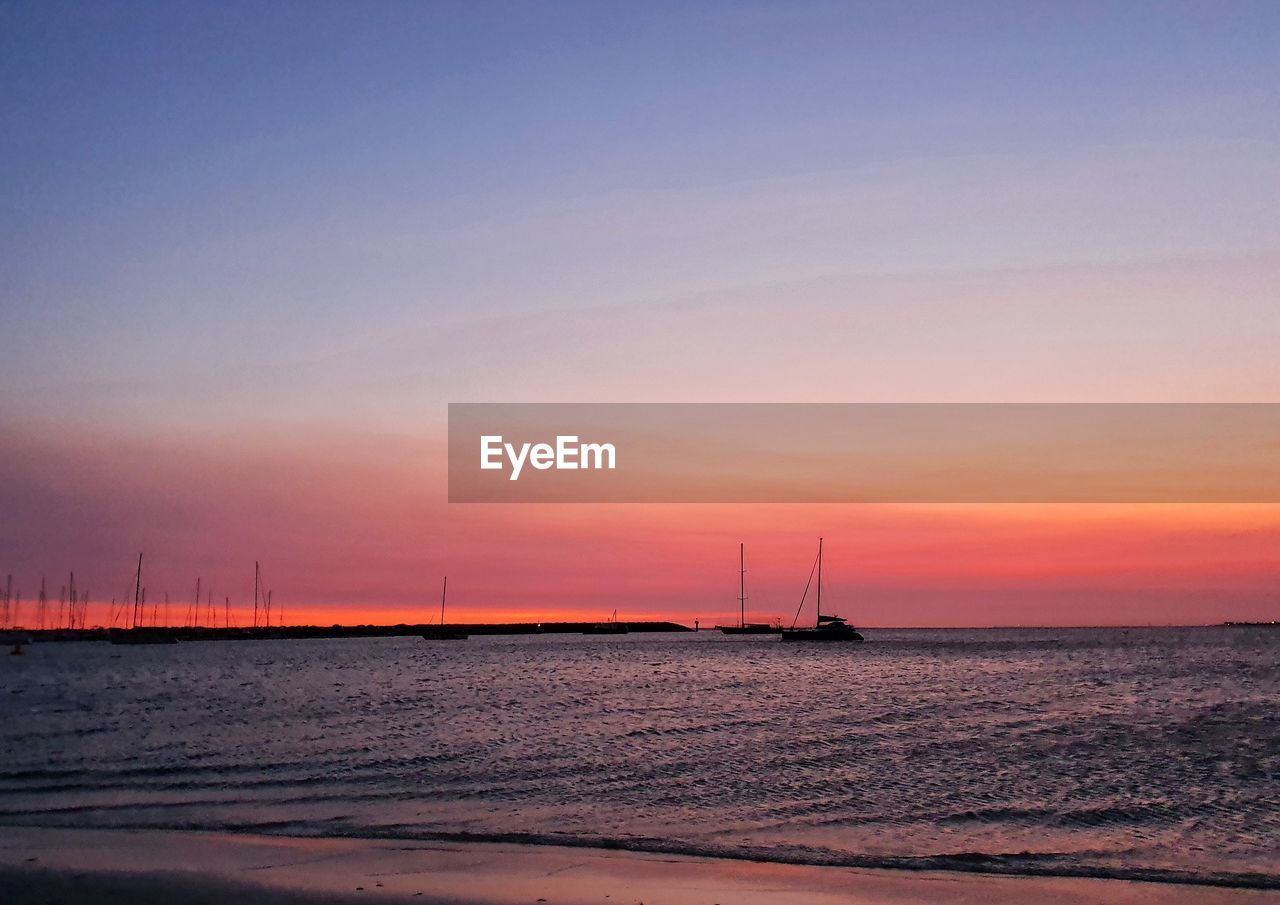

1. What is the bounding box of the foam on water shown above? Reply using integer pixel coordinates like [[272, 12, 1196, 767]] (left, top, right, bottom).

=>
[[1, 627, 1276, 887]]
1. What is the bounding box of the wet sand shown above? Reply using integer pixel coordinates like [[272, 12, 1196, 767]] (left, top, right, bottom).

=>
[[0, 826, 1275, 905]]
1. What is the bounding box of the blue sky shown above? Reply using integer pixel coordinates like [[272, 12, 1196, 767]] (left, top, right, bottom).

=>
[[4, 2, 1278, 425]]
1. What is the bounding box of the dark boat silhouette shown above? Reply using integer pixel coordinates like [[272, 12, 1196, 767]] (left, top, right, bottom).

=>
[[423, 576, 468, 640], [109, 627, 180, 645], [583, 610, 629, 634], [781, 538, 864, 642], [110, 553, 181, 644], [421, 626, 468, 640], [718, 543, 782, 634]]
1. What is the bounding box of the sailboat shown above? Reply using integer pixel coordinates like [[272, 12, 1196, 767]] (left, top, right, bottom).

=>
[[422, 576, 468, 640], [781, 538, 864, 642], [109, 553, 179, 644], [718, 543, 782, 634], [583, 609, 629, 634]]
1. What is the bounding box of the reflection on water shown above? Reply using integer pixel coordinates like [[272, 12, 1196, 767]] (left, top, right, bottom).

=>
[[1, 627, 1276, 886]]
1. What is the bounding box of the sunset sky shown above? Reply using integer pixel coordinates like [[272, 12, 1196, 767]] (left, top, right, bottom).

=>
[[3, 2, 1279, 626]]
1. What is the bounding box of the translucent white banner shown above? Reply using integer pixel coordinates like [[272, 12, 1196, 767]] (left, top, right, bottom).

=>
[[448, 403, 1280, 503]]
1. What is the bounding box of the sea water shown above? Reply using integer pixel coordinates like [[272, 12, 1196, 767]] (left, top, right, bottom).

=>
[[1, 627, 1276, 887]]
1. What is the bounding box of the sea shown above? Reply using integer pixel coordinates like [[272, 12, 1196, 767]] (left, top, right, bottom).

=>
[[1, 627, 1276, 888]]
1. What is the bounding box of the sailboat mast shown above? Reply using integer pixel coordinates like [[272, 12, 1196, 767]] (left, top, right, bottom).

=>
[[133, 553, 143, 629], [441, 576, 447, 626], [815, 537, 823, 627], [739, 542, 746, 628]]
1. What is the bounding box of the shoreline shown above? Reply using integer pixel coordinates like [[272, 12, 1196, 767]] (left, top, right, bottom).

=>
[[2, 826, 1276, 905], [11, 621, 694, 644], [296, 827, 1277, 890]]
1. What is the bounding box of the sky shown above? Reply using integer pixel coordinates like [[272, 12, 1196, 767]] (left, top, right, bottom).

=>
[[2, 1, 1279, 627]]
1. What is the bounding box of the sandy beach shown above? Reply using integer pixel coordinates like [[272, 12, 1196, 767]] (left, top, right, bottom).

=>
[[1, 826, 1275, 905]]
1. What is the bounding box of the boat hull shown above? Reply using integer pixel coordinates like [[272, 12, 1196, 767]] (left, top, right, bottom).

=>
[[421, 629, 469, 640], [109, 628, 180, 645], [781, 627, 864, 642], [718, 624, 782, 634]]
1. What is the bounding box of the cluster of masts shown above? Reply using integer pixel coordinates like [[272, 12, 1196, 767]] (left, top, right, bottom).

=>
[[1, 573, 89, 631], [709, 539, 864, 642], [3, 542, 857, 638], [0, 554, 281, 631]]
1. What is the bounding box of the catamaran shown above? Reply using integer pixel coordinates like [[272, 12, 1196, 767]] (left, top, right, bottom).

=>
[[781, 538, 864, 642], [718, 543, 781, 634]]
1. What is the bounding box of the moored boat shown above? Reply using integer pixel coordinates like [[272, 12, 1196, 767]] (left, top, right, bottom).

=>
[[109, 627, 180, 644], [781, 538, 864, 643], [111, 553, 180, 643], [423, 576, 468, 640], [421, 626, 468, 640], [583, 610, 628, 634], [717, 543, 782, 634], [719, 623, 781, 634]]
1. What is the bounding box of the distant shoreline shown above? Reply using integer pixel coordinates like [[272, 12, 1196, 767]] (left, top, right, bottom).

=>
[[7, 621, 692, 643], [6, 621, 1275, 643]]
